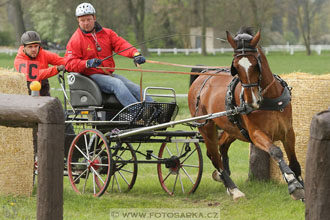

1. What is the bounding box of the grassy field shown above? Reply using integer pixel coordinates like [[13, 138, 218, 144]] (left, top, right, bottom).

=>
[[1, 51, 327, 219]]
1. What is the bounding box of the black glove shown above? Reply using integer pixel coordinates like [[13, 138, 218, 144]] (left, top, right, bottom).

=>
[[133, 53, 146, 66], [57, 65, 65, 72], [86, 58, 102, 68]]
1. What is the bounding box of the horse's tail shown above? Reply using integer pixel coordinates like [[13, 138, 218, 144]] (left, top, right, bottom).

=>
[[189, 66, 205, 87]]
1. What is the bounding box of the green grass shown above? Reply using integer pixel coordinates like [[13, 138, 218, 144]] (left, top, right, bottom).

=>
[[0, 141, 305, 219], [0, 52, 321, 219]]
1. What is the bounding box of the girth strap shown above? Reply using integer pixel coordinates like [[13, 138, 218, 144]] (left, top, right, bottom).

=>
[[192, 70, 226, 127], [225, 77, 252, 142]]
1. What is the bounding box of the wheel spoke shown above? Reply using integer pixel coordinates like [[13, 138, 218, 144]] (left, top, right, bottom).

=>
[[70, 162, 88, 166], [73, 168, 88, 184], [181, 148, 197, 164], [171, 173, 179, 193], [162, 171, 172, 183], [93, 170, 96, 195], [179, 173, 185, 193], [112, 173, 121, 192], [176, 142, 179, 155], [117, 171, 130, 186], [165, 146, 173, 156], [90, 146, 106, 162], [93, 163, 109, 167], [84, 134, 90, 159], [82, 169, 90, 194], [181, 167, 195, 184], [182, 164, 199, 168], [74, 144, 89, 160], [91, 134, 98, 159], [118, 168, 134, 174], [90, 166, 105, 184]]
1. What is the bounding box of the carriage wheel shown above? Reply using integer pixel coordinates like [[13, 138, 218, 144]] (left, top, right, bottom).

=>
[[107, 142, 138, 192], [157, 137, 203, 195], [67, 129, 112, 197]]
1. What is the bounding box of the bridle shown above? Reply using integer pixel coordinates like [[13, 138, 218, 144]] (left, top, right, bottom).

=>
[[233, 48, 262, 89], [230, 36, 264, 111]]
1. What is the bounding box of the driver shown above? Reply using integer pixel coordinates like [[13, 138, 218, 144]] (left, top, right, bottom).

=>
[[65, 2, 152, 107]]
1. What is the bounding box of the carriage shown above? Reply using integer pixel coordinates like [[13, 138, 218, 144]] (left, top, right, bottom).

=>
[[59, 71, 204, 197], [57, 27, 305, 201]]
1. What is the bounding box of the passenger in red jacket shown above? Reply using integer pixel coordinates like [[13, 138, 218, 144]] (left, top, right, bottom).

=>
[[14, 31, 65, 96], [65, 2, 152, 107]]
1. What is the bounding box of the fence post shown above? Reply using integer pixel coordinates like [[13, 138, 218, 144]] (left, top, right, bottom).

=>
[[0, 94, 64, 220], [305, 109, 330, 220]]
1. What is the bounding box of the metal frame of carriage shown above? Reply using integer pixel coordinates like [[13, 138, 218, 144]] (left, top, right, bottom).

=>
[[58, 71, 204, 197]]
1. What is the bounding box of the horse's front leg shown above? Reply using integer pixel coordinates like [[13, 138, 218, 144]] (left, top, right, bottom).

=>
[[282, 127, 304, 188], [200, 123, 245, 201], [251, 130, 304, 200]]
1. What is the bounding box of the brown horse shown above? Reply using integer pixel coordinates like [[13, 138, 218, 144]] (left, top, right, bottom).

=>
[[188, 27, 304, 201]]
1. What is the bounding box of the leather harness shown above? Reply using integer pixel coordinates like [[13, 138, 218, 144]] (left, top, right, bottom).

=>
[[192, 73, 291, 143], [225, 74, 292, 142]]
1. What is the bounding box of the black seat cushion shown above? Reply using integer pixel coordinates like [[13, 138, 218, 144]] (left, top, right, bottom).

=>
[[68, 73, 123, 109]]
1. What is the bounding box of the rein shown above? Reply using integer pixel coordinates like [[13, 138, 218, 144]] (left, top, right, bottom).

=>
[[145, 60, 227, 69], [97, 66, 230, 77]]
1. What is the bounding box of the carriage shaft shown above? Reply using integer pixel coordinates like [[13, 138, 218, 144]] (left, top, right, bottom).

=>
[[115, 106, 245, 139]]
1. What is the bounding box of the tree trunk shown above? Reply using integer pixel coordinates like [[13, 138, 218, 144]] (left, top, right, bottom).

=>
[[201, 0, 207, 56], [7, 0, 25, 45], [126, 0, 148, 56], [248, 144, 270, 181]]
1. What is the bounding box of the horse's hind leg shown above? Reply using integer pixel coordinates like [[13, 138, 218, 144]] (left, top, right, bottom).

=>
[[200, 122, 245, 201], [219, 131, 236, 176], [212, 131, 235, 180]]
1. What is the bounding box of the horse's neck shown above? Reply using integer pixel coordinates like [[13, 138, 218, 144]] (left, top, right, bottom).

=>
[[258, 48, 283, 98]]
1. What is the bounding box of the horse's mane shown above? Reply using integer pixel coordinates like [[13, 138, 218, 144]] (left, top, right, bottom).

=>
[[236, 26, 255, 36], [234, 26, 255, 49]]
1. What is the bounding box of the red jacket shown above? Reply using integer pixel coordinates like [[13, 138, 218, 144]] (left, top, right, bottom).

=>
[[14, 46, 65, 82], [65, 22, 138, 76]]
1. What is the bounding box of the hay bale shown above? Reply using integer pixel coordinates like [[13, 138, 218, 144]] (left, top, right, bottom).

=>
[[0, 68, 34, 196], [0, 67, 27, 94], [270, 73, 330, 183]]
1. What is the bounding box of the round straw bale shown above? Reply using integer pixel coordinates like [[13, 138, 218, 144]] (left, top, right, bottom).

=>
[[270, 72, 330, 183], [0, 69, 34, 196]]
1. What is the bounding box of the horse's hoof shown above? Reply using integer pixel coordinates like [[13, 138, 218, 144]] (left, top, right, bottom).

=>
[[288, 178, 304, 200], [290, 188, 305, 200], [227, 188, 245, 201], [212, 170, 223, 182]]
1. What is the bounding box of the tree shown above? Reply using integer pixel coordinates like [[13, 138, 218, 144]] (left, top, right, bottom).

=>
[[293, 0, 326, 55], [7, 0, 25, 45], [201, 0, 207, 56], [126, 0, 148, 55]]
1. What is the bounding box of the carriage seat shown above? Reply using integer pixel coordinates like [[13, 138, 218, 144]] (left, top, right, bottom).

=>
[[67, 72, 123, 109]]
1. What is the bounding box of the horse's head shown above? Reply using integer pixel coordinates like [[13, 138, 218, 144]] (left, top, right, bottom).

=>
[[226, 27, 263, 110]]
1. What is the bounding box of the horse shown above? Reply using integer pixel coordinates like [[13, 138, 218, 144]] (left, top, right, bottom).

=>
[[188, 27, 304, 201]]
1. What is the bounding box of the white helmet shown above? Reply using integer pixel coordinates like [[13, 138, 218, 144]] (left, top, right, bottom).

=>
[[75, 3, 96, 17]]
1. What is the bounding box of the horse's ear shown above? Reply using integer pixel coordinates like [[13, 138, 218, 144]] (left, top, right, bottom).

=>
[[250, 29, 261, 47], [226, 31, 237, 49]]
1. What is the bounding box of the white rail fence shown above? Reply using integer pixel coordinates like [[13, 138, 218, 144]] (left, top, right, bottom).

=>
[[2, 44, 330, 55]]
